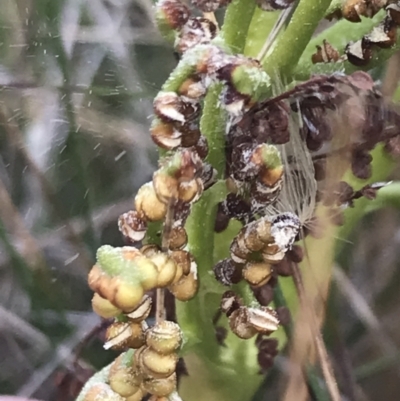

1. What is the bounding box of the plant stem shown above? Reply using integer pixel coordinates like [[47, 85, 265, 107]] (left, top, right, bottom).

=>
[[293, 11, 400, 80], [261, 0, 332, 79], [221, 0, 257, 53], [244, 9, 280, 57]]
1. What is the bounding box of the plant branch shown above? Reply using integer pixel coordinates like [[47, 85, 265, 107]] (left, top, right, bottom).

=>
[[261, 0, 332, 79], [220, 0, 257, 53]]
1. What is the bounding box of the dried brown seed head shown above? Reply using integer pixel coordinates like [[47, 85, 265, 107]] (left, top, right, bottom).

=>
[[146, 321, 183, 354], [311, 40, 341, 64], [118, 210, 147, 242]]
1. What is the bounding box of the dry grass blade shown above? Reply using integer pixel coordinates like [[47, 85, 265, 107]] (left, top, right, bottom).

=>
[[282, 209, 339, 401]]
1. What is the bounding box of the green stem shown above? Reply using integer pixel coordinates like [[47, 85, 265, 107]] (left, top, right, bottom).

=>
[[293, 11, 400, 80], [177, 181, 228, 358], [200, 84, 227, 177], [221, 0, 257, 53], [261, 0, 332, 79], [244, 9, 280, 58]]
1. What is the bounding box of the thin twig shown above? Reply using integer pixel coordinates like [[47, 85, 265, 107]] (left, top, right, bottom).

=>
[[156, 198, 175, 323]]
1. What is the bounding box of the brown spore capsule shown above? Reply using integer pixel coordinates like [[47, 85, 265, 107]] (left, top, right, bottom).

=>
[[213, 258, 243, 286], [157, 0, 190, 30], [118, 210, 147, 243]]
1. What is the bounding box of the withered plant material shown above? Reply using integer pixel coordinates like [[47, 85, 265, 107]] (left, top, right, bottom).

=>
[[311, 40, 342, 64]]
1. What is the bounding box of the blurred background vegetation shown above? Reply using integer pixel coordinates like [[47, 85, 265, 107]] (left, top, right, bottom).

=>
[[1, 1, 400, 401]]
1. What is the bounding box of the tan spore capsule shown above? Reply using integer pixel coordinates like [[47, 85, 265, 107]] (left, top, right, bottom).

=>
[[108, 353, 142, 397], [229, 307, 257, 339], [105, 321, 147, 350], [126, 295, 153, 322], [170, 250, 191, 276], [125, 387, 147, 401], [146, 321, 183, 354], [242, 261, 272, 287], [148, 252, 178, 288], [168, 271, 198, 301], [178, 76, 206, 100], [247, 306, 280, 335], [142, 373, 177, 397], [168, 226, 188, 250], [92, 293, 122, 319], [141, 347, 179, 378], [87, 264, 103, 292], [121, 248, 159, 291], [135, 182, 168, 221], [113, 281, 145, 312], [83, 383, 125, 401], [151, 119, 182, 150], [153, 171, 179, 204], [178, 178, 203, 203], [154, 92, 187, 124]]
